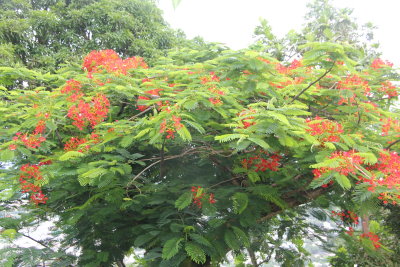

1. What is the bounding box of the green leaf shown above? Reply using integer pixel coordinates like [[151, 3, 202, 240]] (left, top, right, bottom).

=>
[[224, 229, 240, 250], [183, 120, 205, 134], [334, 173, 351, 190], [185, 242, 206, 264], [232, 226, 250, 247], [175, 191, 193, 210], [248, 137, 270, 149], [135, 128, 151, 139], [266, 111, 290, 125], [247, 171, 260, 183], [177, 125, 192, 141], [189, 233, 212, 248], [78, 168, 107, 186], [232, 192, 248, 214], [215, 134, 247, 143], [59, 151, 84, 161], [162, 237, 184, 260], [355, 152, 377, 165], [120, 135, 135, 148], [46, 120, 57, 131], [0, 149, 15, 161], [134, 233, 155, 247], [1, 229, 17, 239]]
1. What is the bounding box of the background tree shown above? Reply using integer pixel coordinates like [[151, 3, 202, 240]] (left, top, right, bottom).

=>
[[253, 0, 379, 64], [0, 0, 179, 72]]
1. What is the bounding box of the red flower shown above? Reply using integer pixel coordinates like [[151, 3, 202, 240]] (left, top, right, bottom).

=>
[[241, 151, 281, 172], [82, 50, 148, 77], [8, 144, 17, 151], [67, 94, 110, 130], [371, 58, 393, 69], [306, 116, 343, 143], [360, 232, 381, 249], [313, 150, 365, 179], [64, 137, 88, 151]]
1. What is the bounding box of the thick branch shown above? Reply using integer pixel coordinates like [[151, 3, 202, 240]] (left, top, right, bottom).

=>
[[290, 63, 335, 103], [247, 248, 258, 267], [361, 214, 369, 234]]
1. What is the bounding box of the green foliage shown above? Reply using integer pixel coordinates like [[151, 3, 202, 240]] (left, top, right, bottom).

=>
[[0, 0, 180, 72], [162, 237, 184, 260]]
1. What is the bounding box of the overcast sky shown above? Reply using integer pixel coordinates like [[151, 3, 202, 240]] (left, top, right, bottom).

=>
[[157, 0, 400, 66]]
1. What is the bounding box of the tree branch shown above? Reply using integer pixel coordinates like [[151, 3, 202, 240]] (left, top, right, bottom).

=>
[[386, 139, 400, 149], [257, 187, 327, 222], [290, 63, 335, 103], [20, 233, 53, 250], [128, 106, 153, 120]]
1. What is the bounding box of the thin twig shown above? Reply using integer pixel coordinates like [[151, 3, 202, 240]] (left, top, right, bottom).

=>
[[386, 139, 400, 149], [290, 63, 335, 103], [209, 177, 243, 189], [21, 233, 52, 250], [128, 106, 153, 121], [129, 147, 202, 183]]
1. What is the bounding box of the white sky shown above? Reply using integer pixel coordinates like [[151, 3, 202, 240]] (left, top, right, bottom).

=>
[[157, 0, 400, 66]]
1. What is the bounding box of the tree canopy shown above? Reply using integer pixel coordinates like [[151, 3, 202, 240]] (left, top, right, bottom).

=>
[[1, 0, 400, 266], [0, 0, 179, 71]]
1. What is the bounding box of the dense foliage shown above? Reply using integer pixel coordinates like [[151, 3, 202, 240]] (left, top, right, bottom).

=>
[[0, 0, 179, 71], [1, 0, 400, 266]]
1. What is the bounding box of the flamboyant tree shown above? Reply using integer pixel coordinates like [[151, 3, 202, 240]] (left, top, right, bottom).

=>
[[1, 0, 400, 266], [0, 38, 399, 266]]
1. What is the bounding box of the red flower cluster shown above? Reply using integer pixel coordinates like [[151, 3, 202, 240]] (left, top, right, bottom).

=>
[[191, 186, 215, 208], [313, 150, 365, 179], [321, 180, 334, 188], [360, 232, 381, 249], [337, 75, 370, 105], [19, 163, 48, 205], [199, 72, 224, 105], [380, 118, 400, 136], [373, 151, 400, 190], [64, 137, 88, 151], [12, 132, 46, 150], [241, 151, 281, 172], [269, 77, 305, 89], [346, 226, 355, 236], [305, 116, 343, 143], [331, 210, 359, 225], [355, 151, 400, 204], [136, 87, 164, 111], [67, 94, 110, 130], [238, 108, 257, 129], [209, 97, 222, 105], [275, 59, 302, 74], [64, 133, 101, 152], [33, 120, 46, 135], [82, 49, 148, 76], [378, 81, 398, 98], [159, 116, 183, 139], [370, 58, 393, 69], [61, 79, 84, 102], [11, 111, 51, 150], [200, 72, 220, 84]]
